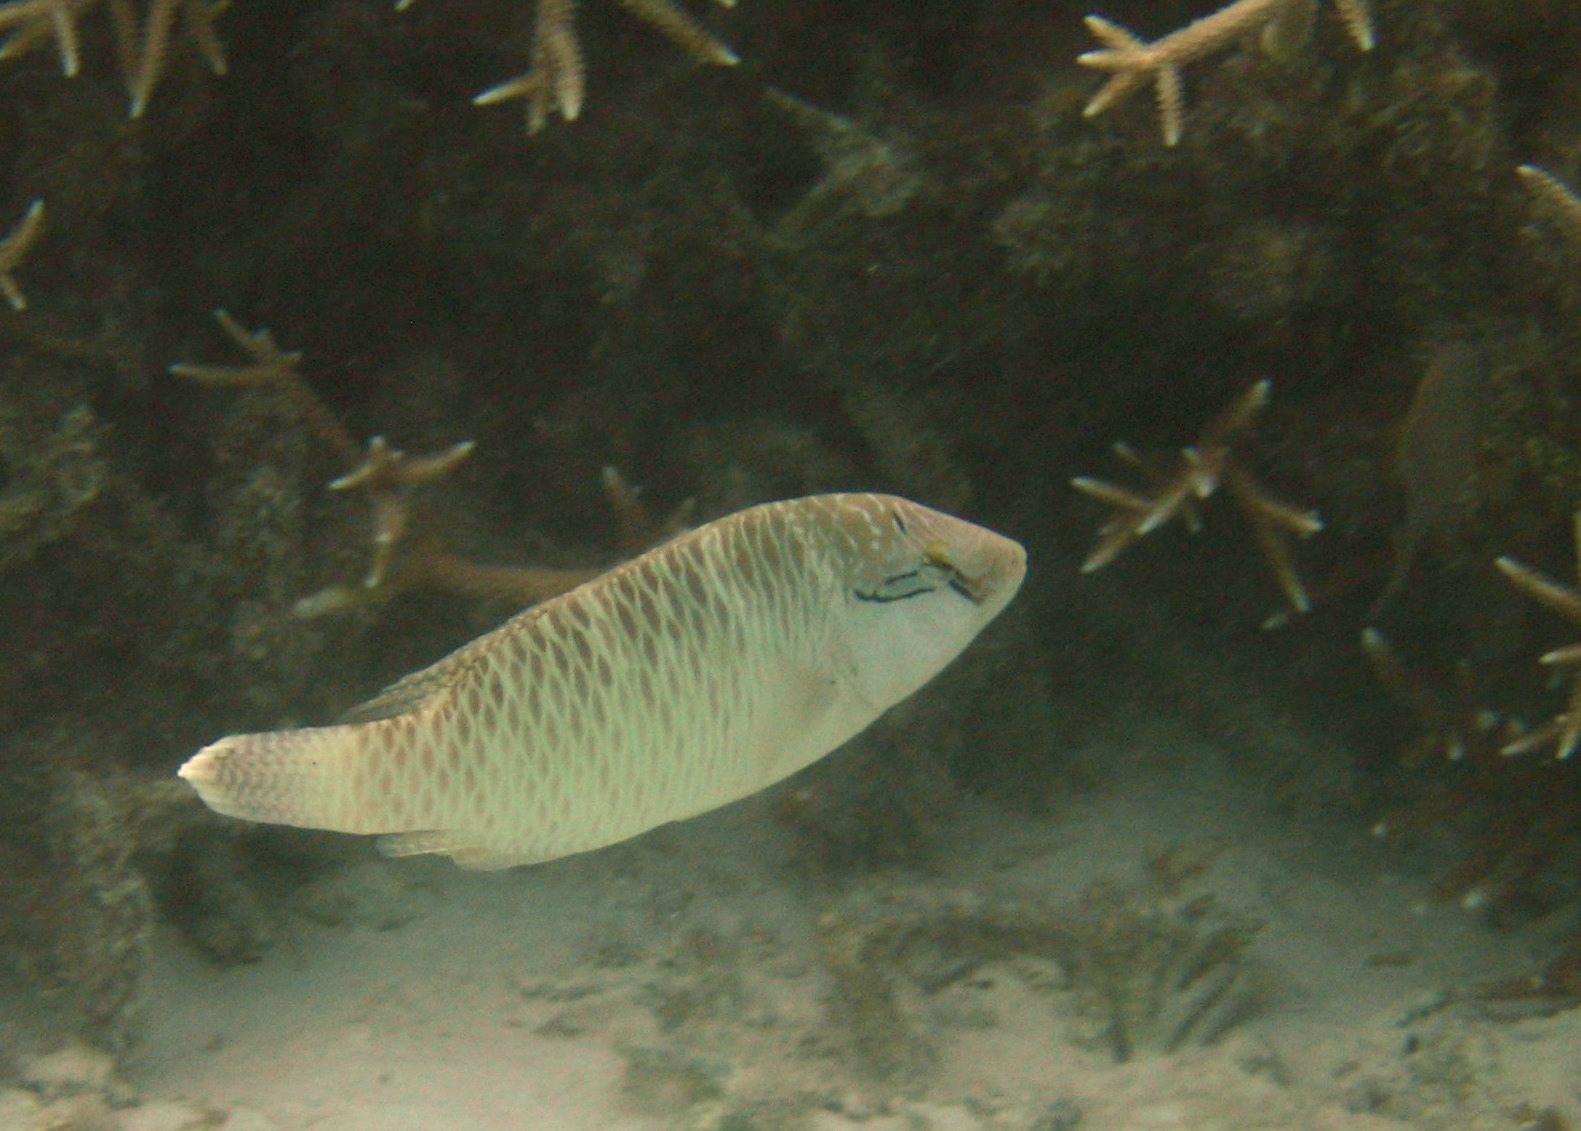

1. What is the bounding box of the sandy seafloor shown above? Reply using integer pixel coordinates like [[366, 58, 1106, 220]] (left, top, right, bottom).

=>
[[7, 717, 1581, 1131]]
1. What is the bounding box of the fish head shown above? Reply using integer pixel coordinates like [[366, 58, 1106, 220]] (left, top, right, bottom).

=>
[[831, 495, 1027, 713]]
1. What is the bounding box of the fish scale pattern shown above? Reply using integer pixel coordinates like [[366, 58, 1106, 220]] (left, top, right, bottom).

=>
[[365, 498, 840, 863], [179, 494, 1027, 870]]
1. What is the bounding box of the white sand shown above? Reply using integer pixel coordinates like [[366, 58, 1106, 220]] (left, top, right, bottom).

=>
[[18, 719, 1579, 1130]]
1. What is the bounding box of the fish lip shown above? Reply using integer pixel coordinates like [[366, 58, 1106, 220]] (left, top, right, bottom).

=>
[[948, 575, 985, 604], [938, 539, 1025, 606], [973, 544, 1028, 607], [950, 562, 1008, 606], [925, 552, 987, 605]]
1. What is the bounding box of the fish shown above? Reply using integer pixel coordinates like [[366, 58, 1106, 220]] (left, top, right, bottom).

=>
[[178, 493, 1026, 870], [1371, 340, 1486, 617]]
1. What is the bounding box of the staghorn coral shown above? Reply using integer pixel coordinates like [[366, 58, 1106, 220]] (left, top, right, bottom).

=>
[[1072, 380, 1324, 619], [319, 434, 480, 592], [1364, 625, 1581, 919], [1076, 0, 1374, 146], [1357, 341, 1581, 930], [171, 309, 690, 618], [295, 457, 686, 615], [2, 0, 745, 143], [1001, 0, 1511, 360], [0, 0, 228, 117], [406, 0, 739, 134], [1515, 163, 1581, 314], [170, 309, 356, 461], [1497, 513, 1581, 759], [0, 198, 45, 311], [1361, 627, 1510, 769]]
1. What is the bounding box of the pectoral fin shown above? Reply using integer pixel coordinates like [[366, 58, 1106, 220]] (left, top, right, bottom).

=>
[[376, 830, 539, 871]]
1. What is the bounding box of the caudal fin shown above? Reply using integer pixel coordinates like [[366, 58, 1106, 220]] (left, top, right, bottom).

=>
[[179, 724, 370, 833]]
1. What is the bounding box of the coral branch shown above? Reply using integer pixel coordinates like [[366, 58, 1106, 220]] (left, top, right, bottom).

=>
[[0, 198, 45, 312], [170, 309, 357, 462], [1076, 0, 1374, 145], [1496, 513, 1581, 759], [1072, 380, 1323, 616]]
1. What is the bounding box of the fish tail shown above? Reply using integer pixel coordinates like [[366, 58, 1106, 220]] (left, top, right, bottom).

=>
[[179, 723, 377, 834]]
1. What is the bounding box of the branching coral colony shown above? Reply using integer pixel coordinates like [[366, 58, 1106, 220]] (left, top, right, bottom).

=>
[[1067, 1, 1377, 612], [1359, 628, 1579, 916], [1496, 515, 1581, 761], [171, 309, 690, 617], [1345, 164, 1581, 931], [0, 0, 227, 117], [404, 0, 740, 134], [1072, 381, 1324, 622], [1066, 0, 1581, 943], [0, 198, 44, 311], [0, 0, 739, 130], [1493, 165, 1581, 759], [1077, 0, 1374, 146]]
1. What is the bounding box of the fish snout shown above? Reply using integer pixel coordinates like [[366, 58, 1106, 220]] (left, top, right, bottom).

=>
[[975, 530, 1028, 605], [938, 526, 1025, 608]]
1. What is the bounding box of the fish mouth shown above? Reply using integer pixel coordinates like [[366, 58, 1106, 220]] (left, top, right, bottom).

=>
[[967, 539, 1028, 607], [946, 573, 984, 604], [942, 555, 1021, 606], [926, 533, 1027, 607], [916, 531, 1024, 610], [920, 546, 987, 605]]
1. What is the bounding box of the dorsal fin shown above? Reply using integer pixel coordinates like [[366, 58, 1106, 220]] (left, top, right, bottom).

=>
[[339, 624, 504, 724]]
